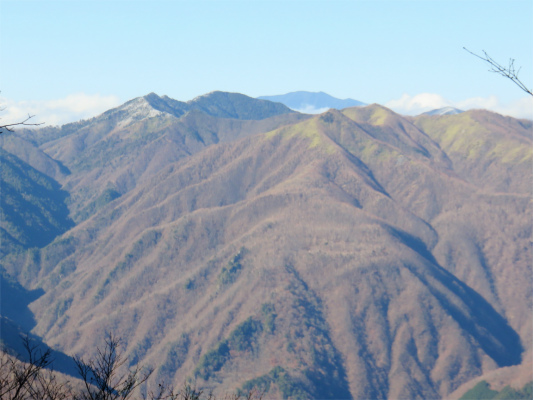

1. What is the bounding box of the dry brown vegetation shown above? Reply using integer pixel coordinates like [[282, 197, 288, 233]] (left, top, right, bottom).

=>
[[0, 334, 264, 400], [1, 94, 531, 399]]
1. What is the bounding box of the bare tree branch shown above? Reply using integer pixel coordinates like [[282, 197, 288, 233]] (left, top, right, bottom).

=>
[[464, 48, 533, 97], [0, 92, 44, 133], [0, 113, 44, 134], [0, 335, 71, 400], [73, 332, 153, 400], [2, 334, 264, 400]]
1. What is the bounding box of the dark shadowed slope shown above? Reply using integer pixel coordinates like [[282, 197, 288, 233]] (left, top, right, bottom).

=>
[[0, 135, 70, 181], [0, 149, 73, 255]]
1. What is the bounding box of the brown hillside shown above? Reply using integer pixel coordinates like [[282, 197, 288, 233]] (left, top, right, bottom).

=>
[[2, 105, 529, 399], [30, 99, 308, 222]]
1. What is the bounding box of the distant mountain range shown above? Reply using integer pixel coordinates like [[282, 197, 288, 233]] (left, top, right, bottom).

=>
[[257, 91, 466, 118], [258, 91, 365, 113], [1, 91, 532, 399]]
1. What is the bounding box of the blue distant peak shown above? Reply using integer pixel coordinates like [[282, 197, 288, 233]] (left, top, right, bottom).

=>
[[258, 91, 365, 112]]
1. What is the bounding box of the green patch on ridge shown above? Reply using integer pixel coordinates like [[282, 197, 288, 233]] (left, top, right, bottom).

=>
[[265, 118, 337, 153], [342, 104, 391, 126], [193, 316, 263, 380], [414, 112, 532, 164], [460, 380, 533, 400], [217, 248, 246, 285]]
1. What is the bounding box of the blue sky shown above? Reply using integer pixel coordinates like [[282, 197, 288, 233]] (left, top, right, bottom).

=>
[[1, 0, 532, 125]]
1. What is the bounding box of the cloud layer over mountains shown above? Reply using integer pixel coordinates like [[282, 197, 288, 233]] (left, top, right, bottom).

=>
[[386, 93, 533, 119]]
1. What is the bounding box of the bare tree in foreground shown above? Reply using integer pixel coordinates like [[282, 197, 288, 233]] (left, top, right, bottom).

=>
[[74, 333, 263, 400], [464, 48, 533, 97], [73, 332, 153, 400], [0, 336, 71, 400], [1, 333, 263, 400]]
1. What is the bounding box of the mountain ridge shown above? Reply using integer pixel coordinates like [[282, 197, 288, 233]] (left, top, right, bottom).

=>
[[1, 94, 531, 399], [141, 91, 296, 121], [12, 93, 308, 222]]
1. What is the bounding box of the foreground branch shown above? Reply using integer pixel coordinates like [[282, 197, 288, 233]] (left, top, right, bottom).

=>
[[0, 113, 44, 134], [0, 336, 71, 400], [2, 334, 264, 400], [464, 48, 533, 97]]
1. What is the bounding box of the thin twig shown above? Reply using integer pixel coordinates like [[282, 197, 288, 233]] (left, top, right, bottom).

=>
[[464, 47, 533, 96], [0, 113, 44, 133]]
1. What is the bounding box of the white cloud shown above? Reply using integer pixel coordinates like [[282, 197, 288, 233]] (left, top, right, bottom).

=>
[[291, 104, 331, 114], [0, 93, 122, 127], [386, 93, 533, 120], [386, 93, 452, 114]]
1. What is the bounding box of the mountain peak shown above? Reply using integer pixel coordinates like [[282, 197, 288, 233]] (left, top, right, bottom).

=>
[[116, 95, 166, 121], [258, 91, 365, 113], [186, 91, 295, 120], [102, 91, 296, 125], [189, 90, 224, 102], [143, 92, 161, 100]]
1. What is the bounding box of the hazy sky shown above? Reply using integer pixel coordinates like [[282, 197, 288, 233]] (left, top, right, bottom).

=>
[[1, 0, 532, 125]]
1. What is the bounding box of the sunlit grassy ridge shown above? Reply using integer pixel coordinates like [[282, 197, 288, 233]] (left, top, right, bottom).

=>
[[412, 110, 532, 193], [265, 107, 405, 164], [339, 105, 444, 167], [265, 116, 338, 154], [342, 104, 390, 126], [414, 111, 532, 164]]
